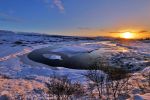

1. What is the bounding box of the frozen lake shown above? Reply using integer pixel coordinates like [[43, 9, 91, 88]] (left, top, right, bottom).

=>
[[27, 41, 129, 70]]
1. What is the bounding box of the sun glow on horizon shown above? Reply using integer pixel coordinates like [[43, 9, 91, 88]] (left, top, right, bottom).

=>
[[120, 32, 135, 39]]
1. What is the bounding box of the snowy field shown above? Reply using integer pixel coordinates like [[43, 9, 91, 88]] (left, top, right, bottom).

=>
[[0, 30, 150, 99]]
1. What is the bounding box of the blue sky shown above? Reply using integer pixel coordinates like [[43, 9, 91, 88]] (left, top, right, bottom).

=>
[[0, 0, 150, 37]]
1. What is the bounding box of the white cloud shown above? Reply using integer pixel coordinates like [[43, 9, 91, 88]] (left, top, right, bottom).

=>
[[42, 0, 65, 12], [53, 0, 64, 12]]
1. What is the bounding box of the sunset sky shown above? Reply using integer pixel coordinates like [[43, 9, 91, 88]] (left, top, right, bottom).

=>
[[0, 0, 150, 38]]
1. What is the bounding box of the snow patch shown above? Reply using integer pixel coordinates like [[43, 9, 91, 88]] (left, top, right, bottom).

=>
[[43, 54, 62, 60]]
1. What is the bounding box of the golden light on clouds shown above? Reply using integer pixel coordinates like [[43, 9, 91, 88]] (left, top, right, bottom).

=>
[[73, 27, 149, 39], [120, 32, 135, 39]]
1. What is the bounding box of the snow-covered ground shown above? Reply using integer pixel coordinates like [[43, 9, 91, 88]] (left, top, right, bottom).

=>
[[0, 31, 150, 99]]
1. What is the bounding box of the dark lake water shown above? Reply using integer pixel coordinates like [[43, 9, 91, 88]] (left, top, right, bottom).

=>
[[28, 47, 101, 69], [27, 43, 130, 70]]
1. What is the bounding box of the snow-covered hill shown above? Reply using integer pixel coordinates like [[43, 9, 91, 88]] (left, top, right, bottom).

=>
[[0, 30, 150, 99]]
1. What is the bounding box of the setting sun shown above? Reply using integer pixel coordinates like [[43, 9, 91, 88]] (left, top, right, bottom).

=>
[[121, 32, 134, 39]]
